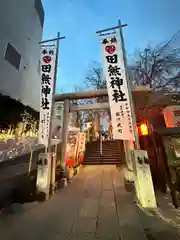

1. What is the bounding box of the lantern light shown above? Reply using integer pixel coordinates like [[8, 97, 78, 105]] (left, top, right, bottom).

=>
[[140, 123, 149, 136], [137, 120, 150, 136]]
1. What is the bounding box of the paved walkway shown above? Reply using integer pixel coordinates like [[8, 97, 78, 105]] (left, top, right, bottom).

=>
[[0, 165, 179, 239]]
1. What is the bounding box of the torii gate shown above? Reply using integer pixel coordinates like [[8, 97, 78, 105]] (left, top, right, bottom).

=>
[[38, 21, 157, 208], [52, 86, 157, 209], [53, 86, 150, 171]]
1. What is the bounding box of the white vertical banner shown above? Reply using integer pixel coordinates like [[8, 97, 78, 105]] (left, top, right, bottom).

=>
[[69, 112, 78, 127], [51, 101, 64, 138], [39, 46, 56, 147], [101, 33, 135, 140], [77, 132, 86, 153], [54, 101, 64, 124]]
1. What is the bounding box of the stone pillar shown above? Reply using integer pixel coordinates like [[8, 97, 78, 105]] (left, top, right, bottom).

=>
[[60, 99, 70, 179], [123, 140, 135, 184], [93, 111, 100, 140], [132, 150, 157, 209], [36, 153, 52, 200]]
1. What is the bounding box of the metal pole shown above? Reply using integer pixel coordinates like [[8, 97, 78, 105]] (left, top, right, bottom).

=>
[[118, 19, 140, 149], [61, 99, 70, 174], [53, 32, 60, 97], [100, 136, 102, 156], [47, 32, 61, 153], [96, 24, 127, 34], [40, 36, 65, 44]]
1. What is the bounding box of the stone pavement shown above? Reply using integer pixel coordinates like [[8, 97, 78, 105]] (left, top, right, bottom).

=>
[[155, 191, 180, 231], [0, 165, 179, 239]]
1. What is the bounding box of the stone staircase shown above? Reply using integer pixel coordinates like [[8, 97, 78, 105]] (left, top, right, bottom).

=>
[[83, 140, 125, 165]]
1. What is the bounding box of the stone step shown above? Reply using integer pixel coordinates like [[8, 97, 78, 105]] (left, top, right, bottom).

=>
[[85, 153, 122, 156], [84, 159, 122, 162], [85, 157, 121, 160], [85, 158, 121, 161], [85, 148, 120, 151], [87, 146, 121, 151], [85, 155, 121, 158], [82, 162, 121, 165], [87, 148, 120, 151]]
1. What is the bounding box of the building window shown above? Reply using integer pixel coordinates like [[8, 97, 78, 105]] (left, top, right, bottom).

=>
[[34, 0, 44, 28], [5, 43, 21, 70]]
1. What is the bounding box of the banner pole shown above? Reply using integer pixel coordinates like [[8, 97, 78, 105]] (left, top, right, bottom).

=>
[[118, 19, 139, 149], [47, 32, 61, 153]]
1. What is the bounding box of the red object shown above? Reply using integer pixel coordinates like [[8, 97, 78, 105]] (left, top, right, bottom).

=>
[[43, 55, 51, 63], [105, 45, 116, 54], [79, 155, 84, 162], [65, 152, 76, 167], [66, 159, 76, 167], [65, 151, 85, 167]]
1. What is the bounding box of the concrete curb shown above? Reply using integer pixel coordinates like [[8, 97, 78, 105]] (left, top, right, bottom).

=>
[[154, 208, 180, 234], [137, 202, 180, 235]]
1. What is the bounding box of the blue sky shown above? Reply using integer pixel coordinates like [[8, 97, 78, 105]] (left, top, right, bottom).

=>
[[42, 0, 180, 94]]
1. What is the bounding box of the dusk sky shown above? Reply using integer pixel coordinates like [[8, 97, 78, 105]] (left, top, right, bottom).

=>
[[42, 0, 180, 94]]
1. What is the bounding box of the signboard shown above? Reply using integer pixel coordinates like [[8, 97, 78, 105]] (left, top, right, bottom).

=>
[[55, 101, 64, 122], [52, 103, 77, 136], [77, 132, 86, 155], [67, 130, 79, 160], [69, 112, 78, 127], [51, 102, 64, 137], [39, 46, 56, 147], [163, 105, 180, 128], [101, 33, 135, 140]]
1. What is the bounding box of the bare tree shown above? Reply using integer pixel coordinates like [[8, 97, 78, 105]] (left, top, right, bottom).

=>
[[84, 61, 110, 135], [71, 85, 95, 130], [85, 32, 180, 94], [85, 61, 106, 91], [131, 31, 180, 92], [85, 32, 180, 109]]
